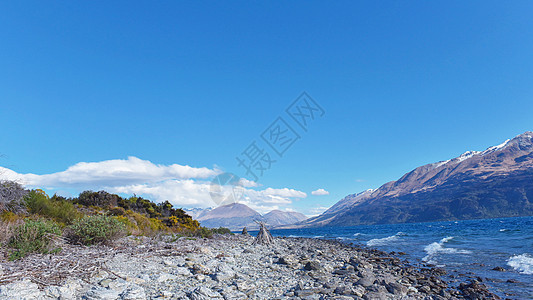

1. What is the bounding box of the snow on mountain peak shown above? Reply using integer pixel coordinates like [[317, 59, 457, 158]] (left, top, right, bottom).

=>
[[481, 139, 511, 155], [456, 150, 480, 162], [356, 189, 375, 196], [431, 137, 514, 169]]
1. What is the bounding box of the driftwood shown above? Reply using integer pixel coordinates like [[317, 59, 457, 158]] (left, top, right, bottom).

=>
[[253, 222, 273, 245], [241, 227, 249, 235], [0, 235, 196, 287]]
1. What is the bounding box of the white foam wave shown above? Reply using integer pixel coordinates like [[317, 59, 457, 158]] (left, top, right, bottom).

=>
[[423, 236, 471, 264], [353, 233, 362, 237], [507, 254, 533, 275], [499, 229, 509, 232], [366, 232, 405, 247]]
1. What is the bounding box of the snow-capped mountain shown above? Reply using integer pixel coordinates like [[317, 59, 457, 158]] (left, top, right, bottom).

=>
[[292, 131, 533, 227], [194, 203, 308, 230], [263, 210, 307, 226]]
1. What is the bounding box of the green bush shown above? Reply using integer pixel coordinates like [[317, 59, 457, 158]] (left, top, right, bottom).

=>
[[76, 191, 120, 208], [172, 226, 232, 238], [24, 190, 81, 224], [210, 227, 234, 235], [67, 215, 126, 245], [8, 219, 61, 260]]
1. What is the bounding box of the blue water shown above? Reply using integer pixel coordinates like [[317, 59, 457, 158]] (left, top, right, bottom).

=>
[[264, 216, 533, 299]]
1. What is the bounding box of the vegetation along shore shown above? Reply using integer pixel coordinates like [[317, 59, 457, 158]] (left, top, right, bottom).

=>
[[0, 180, 502, 299]]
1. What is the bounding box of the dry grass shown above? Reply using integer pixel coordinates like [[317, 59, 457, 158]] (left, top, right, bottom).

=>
[[0, 218, 24, 245]]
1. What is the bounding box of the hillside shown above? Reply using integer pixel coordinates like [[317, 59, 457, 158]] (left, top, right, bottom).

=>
[[196, 203, 307, 230], [263, 210, 307, 226], [296, 131, 533, 227]]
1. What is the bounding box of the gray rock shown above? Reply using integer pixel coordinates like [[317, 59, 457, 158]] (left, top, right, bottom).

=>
[[155, 273, 177, 282], [215, 270, 235, 282], [119, 284, 146, 300], [385, 282, 407, 295], [357, 275, 376, 287], [352, 285, 365, 297], [363, 291, 390, 300], [44, 278, 83, 300], [0, 279, 43, 300], [173, 267, 192, 276], [278, 255, 298, 265], [188, 286, 223, 300], [83, 286, 120, 300], [295, 289, 315, 297], [304, 261, 322, 271], [191, 263, 210, 275], [99, 279, 113, 288]]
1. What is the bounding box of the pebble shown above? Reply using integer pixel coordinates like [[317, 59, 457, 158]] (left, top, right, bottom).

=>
[[0, 235, 501, 299]]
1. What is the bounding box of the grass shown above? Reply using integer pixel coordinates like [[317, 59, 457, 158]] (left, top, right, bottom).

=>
[[8, 219, 62, 260], [67, 215, 126, 245]]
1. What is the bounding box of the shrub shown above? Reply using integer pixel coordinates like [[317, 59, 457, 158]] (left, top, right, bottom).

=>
[[173, 226, 232, 239], [211, 227, 234, 235], [76, 191, 121, 208], [67, 215, 126, 245], [8, 219, 61, 260], [0, 218, 22, 245], [108, 206, 126, 216], [24, 190, 81, 224], [1, 211, 21, 223], [0, 180, 28, 213]]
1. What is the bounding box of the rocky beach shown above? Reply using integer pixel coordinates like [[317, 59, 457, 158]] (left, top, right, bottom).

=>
[[0, 234, 499, 299]]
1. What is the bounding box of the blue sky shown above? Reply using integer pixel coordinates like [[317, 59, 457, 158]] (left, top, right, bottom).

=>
[[1, 1, 533, 215]]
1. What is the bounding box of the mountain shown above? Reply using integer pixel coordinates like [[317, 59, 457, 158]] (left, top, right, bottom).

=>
[[197, 203, 262, 230], [183, 207, 210, 220], [263, 210, 307, 226], [296, 131, 533, 227], [196, 203, 308, 230]]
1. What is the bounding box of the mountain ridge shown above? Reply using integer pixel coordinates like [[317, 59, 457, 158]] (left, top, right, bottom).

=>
[[291, 131, 533, 228], [194, 203, 308, 230]]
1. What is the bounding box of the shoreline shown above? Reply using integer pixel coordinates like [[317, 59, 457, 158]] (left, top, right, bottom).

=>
[[0, 234, 499, 299]]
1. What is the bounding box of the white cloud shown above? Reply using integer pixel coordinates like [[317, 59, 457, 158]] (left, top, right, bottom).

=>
[[238, 178, 261, 188], [5, 156, 219, 188], [0, 157, 308, 212], [311, 188, 329, 196], [110, 179, 214, 208], [261, 187, 307, 198]]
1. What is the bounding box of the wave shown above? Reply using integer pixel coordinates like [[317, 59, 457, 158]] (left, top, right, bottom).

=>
[[499, 229, 509, 232], [423, 236, 471, 264], [366, 232, 405, 247], [507, 254, 533, 275], [353, 233, 362, 237]]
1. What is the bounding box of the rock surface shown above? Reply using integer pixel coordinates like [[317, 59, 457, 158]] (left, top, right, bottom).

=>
[[0, 235, 500, 299]]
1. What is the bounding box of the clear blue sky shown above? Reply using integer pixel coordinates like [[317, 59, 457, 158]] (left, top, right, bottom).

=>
[[1, 1, 533, 215]]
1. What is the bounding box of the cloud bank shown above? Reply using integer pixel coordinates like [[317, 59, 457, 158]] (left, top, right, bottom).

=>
[[0, 157, 308, 213]]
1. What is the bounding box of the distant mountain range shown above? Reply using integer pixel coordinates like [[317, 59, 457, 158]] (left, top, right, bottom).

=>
[[187, 203, 307, 231], [289, 131, 533, 228]]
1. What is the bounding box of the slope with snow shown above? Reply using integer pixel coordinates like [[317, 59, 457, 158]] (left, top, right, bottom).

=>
[[294, 131, 533, 227]]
